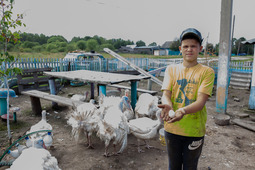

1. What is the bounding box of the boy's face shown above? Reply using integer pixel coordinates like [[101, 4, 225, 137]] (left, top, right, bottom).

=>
[[179, 39, 203, 63]]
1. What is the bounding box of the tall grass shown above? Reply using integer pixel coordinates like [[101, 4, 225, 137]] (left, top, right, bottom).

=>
[[8, 51, 213, 59], [9, 52, 66, 59], [9, 51, 181, 59]]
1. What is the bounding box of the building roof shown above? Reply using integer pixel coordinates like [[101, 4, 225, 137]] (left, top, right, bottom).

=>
[[119, 46, 134, 52], [242, 38, 255, 44], [126, 45, 137, 49], [134, 46, 160, 50], [161, 41, 173, 49]]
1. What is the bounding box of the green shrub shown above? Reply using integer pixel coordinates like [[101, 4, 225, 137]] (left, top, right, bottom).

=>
[[58, 47, 66, 52], [46, 43, 57, 52], [77, 40, 87, 50], [23, 48, 32, 52], [32, 45, 43, 52], [66, 44, 76, 52], [50, 49, 58, 53]]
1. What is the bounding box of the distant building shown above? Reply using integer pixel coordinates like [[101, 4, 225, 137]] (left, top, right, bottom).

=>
[[154, 49, 168, 56], [118, 46, 134, 53], [161, 41, 173, 49], [134, 46, 160, 55], [126, 45, 136, 49], [157, 41, 180, 56]]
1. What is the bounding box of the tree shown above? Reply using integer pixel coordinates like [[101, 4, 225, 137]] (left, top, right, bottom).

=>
[[76, 40, 86, 50], [70, 36, 82, 43], [205, 43, 215, 56], [148, 42, 157, 46], [93, 35, 106, 45], [136, 40, 146, 47], [47, 35, 67, 44], [46, 43, 57, 52], [233, 37, 246, 55], [21, 41, 39, 49], [19, 32, 49, 45], [99, 43, 115, 51], [169, 38, 181, 51], [0, 0, 25, 144], [84, 36, 92, 41], [66, 44, 76, 52], [108, 38, 133, 49], [86, 39, 98, 52]]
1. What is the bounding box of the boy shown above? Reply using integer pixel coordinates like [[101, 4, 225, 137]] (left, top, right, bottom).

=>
[[158, 28, 215, 170]]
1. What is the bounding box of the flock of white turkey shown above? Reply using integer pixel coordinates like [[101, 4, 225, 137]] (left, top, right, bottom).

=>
[[67, 90, 163, 156], [6, 110, 61, 170], [6, 90, 163, 169]]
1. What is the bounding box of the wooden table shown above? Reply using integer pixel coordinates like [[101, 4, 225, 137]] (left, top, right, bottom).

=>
[[44, 70, 151, 109]]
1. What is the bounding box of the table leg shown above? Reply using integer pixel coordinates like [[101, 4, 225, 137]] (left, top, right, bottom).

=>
[[49, 78, 58, 109], [30, 96, 42, 116], [13, 112, 17, 123], [98, 84, 106, 96], [131, 81, 137, 110], [90, 83, 94, 99]]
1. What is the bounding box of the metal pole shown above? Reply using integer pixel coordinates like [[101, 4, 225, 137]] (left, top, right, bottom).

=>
[[248, 45, 255, 109], [216, 0, 233, 113], [104, 48, 163, 86]]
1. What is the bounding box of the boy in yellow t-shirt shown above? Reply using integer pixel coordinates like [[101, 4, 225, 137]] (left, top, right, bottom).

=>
[[158, 28, 214, 170]]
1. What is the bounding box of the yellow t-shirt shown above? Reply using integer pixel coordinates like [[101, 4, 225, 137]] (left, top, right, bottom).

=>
[[161, 63, 215, 137]]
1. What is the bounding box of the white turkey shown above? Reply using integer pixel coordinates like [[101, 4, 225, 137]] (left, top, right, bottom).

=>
[[26, 110, 52, 143], [97, 104, 129, 157], [106, 87, 121, 97], [121, 90, 134, 121], [128, 109, 163, 153], [67, 102, 101, 149], [71, 91, 89, 102], [99, 91, 134, 121], [135, 93, 159, 119], [23, 137, 45, 149], [7, 147, 61, 170]]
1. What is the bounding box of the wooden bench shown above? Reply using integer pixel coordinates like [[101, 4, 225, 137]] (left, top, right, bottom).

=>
[[107, 84, 158, 95], [21, 90, 85, 115], [17, 68, 58, 94]]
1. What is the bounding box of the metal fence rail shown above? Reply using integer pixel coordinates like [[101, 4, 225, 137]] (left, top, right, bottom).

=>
[[0, 57, 253, 78]]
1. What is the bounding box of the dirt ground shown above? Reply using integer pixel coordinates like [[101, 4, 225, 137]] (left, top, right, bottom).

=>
[[0, 78, 255, 170]]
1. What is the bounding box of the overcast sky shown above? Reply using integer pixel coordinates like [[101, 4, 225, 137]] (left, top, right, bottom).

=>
[[12, 0, 255, 46]]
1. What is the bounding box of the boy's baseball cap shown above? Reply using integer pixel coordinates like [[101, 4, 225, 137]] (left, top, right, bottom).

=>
[[180, 28, 203, 45]]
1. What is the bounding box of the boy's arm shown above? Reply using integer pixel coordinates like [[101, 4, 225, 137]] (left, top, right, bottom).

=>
[[161, 90, 173, 107], [182, 92, 209, 114]]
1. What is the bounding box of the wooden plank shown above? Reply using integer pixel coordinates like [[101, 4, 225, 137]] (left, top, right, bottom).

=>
[[44, 70, 150, 85], [103, 48, 163, 86], [232, 119, 255, 132], [146, 66, 167, 76], [22, 68, 52, 73], [18, 77, 49, 85], [17, 68, 54, 94], [108, 84, 158, 95], [21, 90, 84, 107]]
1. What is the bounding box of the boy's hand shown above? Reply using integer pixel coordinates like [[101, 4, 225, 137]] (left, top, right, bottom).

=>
[[167, 108, 186, 123], [158, 105, 186, 123], [157, 104, 173, 122]]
